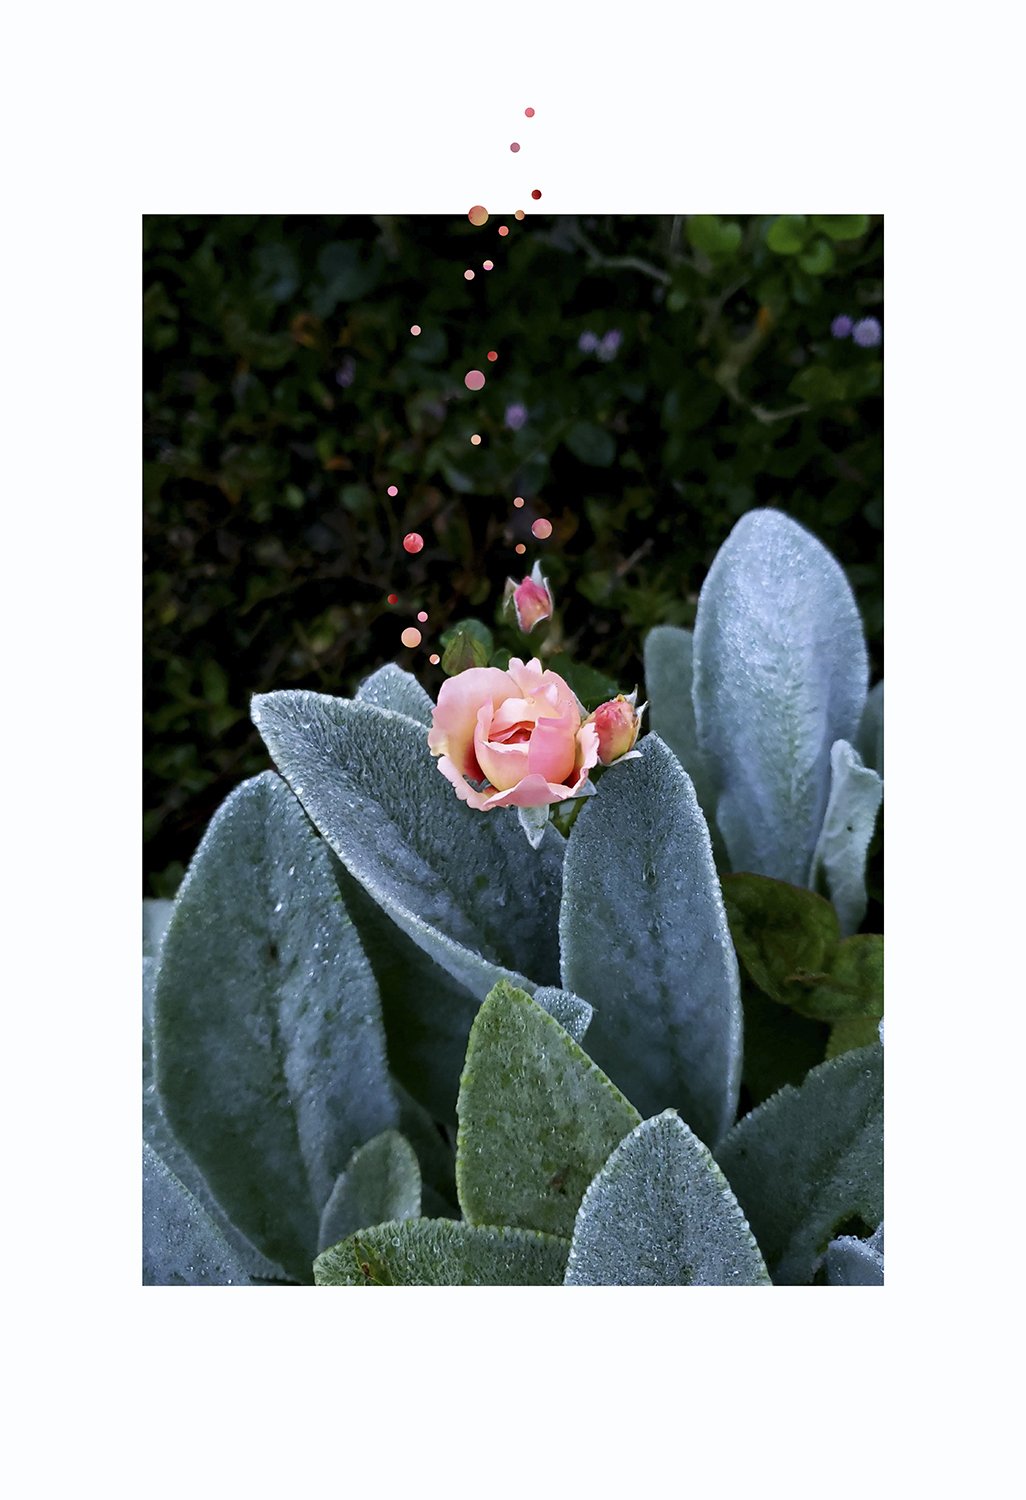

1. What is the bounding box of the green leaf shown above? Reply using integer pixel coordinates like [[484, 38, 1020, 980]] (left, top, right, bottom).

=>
[[643, 625, 722, 848], [722, 872, 840, 1007], [561, 736, 742, 1146], [143, 898, 174, 958], [564, 1112, 771, 1285], [355, 664, 434, 728], [438, 617, 494, 654], [251, 693, 565, 999], [687, 215, 743, 259], [799, 935, 884, 1022], [798, 238, 836, 275], [766, 215, 811, 254], [812, 214, 870, 242], [788, 364, 848, 405], [318, 1130, 422, 1253], [717, 1044, 883, 1284], [143, 1143, 252, 1286], [314, 1218, 570, 1286], [825, 1224, 883, 1285], [566, 421, 616, 467], [740, 982, 831, 1106], [153, 771, 398, 1282], [811, 740, 883, 936], [692, 509, 869, 885], [441, 628, 491, 676], [456, 982, 640, 1238], [826, 1013, 881, 1060], [546, 654, 620, 711]]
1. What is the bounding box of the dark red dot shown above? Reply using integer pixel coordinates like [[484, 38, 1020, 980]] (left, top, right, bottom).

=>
[[510, 142, 520, 153], [531, 189, 542, 200]]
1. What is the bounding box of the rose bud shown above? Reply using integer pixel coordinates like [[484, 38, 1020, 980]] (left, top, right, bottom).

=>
[[504, 561, 553, 634], [589, 692, 644, 765]]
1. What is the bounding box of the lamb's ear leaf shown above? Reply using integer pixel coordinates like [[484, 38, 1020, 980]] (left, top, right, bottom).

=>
[[692, 508, 869, 885], [643, 625, 722, 849], [143, 899, 174, 959], [857, 680, 884, 775], [354, 664, 434, 728], [143, 1143, 252, 1286], [318, 1131, 421, 1252], [810, 740, 883, 936], [560, 735, 741, 1146], [825, 1226, 884, 1285], [314, 1218, 569, 1286], [564, 1112, 771, 1286], [153, 771, 398, 1283], [717, 1043, 883, 1285], [456, 982, 640, 1238], [251, 692, 563, 997], [530, 986, 593, 1045]]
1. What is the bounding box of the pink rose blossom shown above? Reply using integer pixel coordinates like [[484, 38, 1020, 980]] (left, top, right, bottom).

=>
[[504, 561, 553, 633], [587, 692, 644, 765], [428, 657, 599, 810]]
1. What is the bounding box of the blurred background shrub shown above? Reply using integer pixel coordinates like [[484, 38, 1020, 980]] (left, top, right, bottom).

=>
[[144, 213, 882, 894]]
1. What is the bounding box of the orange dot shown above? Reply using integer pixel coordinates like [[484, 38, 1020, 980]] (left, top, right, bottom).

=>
[[498, 226, 509, 237], [515, 543, 527, 555], [464, 369, 486, 391], [401, 627, 422, 649], [468, 205, 488, 226], [410, 324, 421, 335], [532, 518, 553, 540], [487, 350, 498, 362], [403, 533, 424, 554], [470, 434, 482, 446], [513, 496, 525, 508], [514, 210, 525, 220], [531, 190, 542, 200], [429, 654, 440, 665], [417, 610, 428, 623], [464, 269, 475, 280]]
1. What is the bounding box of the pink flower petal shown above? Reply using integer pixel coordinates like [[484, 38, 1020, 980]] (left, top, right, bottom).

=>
[[474, 702, 531, 790], [435, 754, 496, 810], [428, 666, 514, 778], [527, 705, 577, 785]]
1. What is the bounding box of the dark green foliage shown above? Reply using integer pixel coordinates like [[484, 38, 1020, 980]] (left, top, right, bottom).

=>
[[144, 213, 882, 891]]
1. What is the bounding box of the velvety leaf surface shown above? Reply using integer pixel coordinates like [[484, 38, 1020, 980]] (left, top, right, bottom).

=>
[[153, 771, 398, 1281], [642, 626, 720, 828], [825, 1225, 884, 1285], [564, 1112, 771, 1286], [810, 740, 883, 935], [718, 1043, 883, 1285], [143, 898, 175, 959], [314, 1218, 570, 1286], [143, 1143, 252, 1286], [530, 986, 593, 1045], [857, 680, 884, 775], [560, 735, 742, 1146], [318, 1130, 422, 1252], [456, 982, 641, 1238], [354, 663, 434, 728], [251, 692, 564, 995], [692, 508, 869, 885]]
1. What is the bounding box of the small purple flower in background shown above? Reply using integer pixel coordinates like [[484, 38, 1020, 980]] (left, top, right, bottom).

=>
[[597, 329, 622, 362], [505, 402, 528, 432], [831, 315, 854, 340], [578, 330, 599, 354], [852, 316, 882, 348], [335, 355, 356, 387]]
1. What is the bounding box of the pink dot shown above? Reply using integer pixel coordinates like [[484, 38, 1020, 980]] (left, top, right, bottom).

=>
[[464, 269, 475, 280], [498, 226, 509, 237], [429, 654, 440, 665], [510, 142, 520, 153], [401, 627, 422, 649], [410, 324, 421, 336], [483, 260, 494, 271], [470, 434, 482, 446], [403, 533, 424, 554], [513, 496, 525, 508], [387, 485, 398, 497], [417, 610, 429, 623], [524, 108, 535, 118], [532, 518, 553, 540], [464, 369, 486, 391]]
